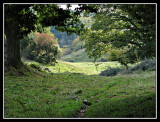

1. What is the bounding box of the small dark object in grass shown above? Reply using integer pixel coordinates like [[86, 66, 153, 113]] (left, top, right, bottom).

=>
[[142, 66, 146, 71], [44, 68, 49, 70], [83, 100, 92, 106], [44, 67, 51, 72]]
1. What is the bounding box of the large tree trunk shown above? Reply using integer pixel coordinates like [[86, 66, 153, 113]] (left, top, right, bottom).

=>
[[6, 36, 22, 69], [5, 23, 23, 69]]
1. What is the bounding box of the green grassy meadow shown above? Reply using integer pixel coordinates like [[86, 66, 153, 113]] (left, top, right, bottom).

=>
[[61, 49, 98, 62], [23, 59, 129, 75], [4, 60, 156, 118]]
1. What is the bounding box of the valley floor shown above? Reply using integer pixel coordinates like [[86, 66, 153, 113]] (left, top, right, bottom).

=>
[[4, 60, 156, 118]]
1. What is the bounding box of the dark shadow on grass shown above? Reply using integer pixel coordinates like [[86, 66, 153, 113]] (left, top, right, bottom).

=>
[[83, 92, 156, 118]]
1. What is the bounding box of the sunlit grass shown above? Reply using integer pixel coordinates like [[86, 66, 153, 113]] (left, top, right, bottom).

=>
[[23, 59, 129, 75]]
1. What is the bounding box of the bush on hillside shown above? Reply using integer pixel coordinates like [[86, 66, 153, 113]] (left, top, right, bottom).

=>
[[69, 59, 75, 62], [130, 58, 156, 71], [99, 67, 122, 76], [100, 58, 108, 62], [99, 58, 156, 76], [120, 58, 156, 74]]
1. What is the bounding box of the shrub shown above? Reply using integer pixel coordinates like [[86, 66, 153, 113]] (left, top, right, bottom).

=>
[[69, 59, 75, 62], [130, 58, 156, 71], [99, 67, 122, 76], [121, 58, 156, 74], [100, 58, 108, 62], [20, 32, 59, 64]]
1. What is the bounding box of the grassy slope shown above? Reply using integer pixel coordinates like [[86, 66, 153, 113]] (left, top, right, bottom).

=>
[[61, 49, 102, 62], [23, 59, 130, 75], [4, 60, 156, 118], [83, 71, 156, 118], [22, 59, 119, 75]]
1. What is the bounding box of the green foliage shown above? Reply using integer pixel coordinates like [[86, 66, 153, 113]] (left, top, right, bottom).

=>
[[79, 14, 94, 28], [35, 32, 58, 64], [106, 47, 131, 69], [71, 37, 84, 51], [20, 32, 58, 64], [5, 4, 38, 38], [80, 4, 156, 67]]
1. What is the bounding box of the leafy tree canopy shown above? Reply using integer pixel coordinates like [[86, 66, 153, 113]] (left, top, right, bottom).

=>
[[80, 4, 156, 67]]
